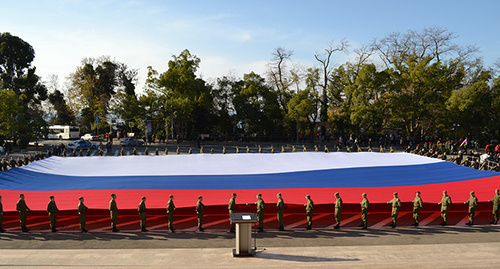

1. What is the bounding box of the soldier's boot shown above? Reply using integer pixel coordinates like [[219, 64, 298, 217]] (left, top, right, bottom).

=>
[[198, 225, 204, 232], [391, 222, 396, 228], [359, 223, 364, 227], [334, 224, 340, 229], [279, 226, 284, 231], [362, 222, 367, 230], [52, 228, 59, 232], [414, 222, 419, 227], [230, 227, 235, 233], [81, 229, 88, 233], [465, 222, 470, 225], [142, 228, 149, 232], [440, 222, 447, 226], [21, 226, 29, 232], [258, 227, 264, 233], [112, 226, 119, 232], [169, 227, 175, 233], [306, 225, 311, 230], [0, 228, 5, 233]]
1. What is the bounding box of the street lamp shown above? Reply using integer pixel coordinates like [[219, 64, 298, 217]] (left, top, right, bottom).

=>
[[296, 111, 299, 144], [453, 123, 460, 141]]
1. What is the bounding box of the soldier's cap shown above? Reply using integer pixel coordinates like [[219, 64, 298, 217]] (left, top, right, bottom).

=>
[[232, 193, 237, 196], [416, 191, 421, 194], [334, 192, 339, 196], [111, 193, 116, 197], [362, 193, 367, 196], [496, 189, 499, 192], [393, 192, 398, 195], [0, 195, 2, 198], [79, 197, 84, 200], [306, 194, 311, 198], [19, 194, 24, 197], [169, 195, 174, 198], [470, 191, 474, 195], [198, 196, 202, 199], [49, 195, 54, 199], [142, 196, 146, 199], [277, 193, 282, 196], [443, 190, 447, 193], [257, 193, 262, 197]]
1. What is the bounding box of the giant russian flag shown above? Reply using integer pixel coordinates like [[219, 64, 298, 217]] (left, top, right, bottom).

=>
[[0, 152, 498, 211]]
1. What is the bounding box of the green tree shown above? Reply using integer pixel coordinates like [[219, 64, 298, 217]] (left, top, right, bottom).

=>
[[232, 72, 282, 137], [67, 57, 134, 133], [387, 55, 464, 138], [146, 49, 213, 139], [286, 67, 321, 140], [348, 64, 393, 134], [0, 89, 26, 139], [0, 32, 48, 144], [48, 89, 75, 125], [446, 74, 492, 138]]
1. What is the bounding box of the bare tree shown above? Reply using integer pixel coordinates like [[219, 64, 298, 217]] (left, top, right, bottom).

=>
[[314, 39, 349, 121], [268, 47, 294, 115], [372, 26, 478, 69]]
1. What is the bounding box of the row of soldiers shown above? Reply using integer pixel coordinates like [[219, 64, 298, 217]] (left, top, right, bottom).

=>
[[1, 143, 401, 171], [407, 146, 500, 172], [0, 153, 46, 171], [1, 189, 499, 233]]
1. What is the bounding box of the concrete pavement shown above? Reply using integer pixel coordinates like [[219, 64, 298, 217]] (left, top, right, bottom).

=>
[[1, 226, 500, 268], [1, 243, 499, 268]]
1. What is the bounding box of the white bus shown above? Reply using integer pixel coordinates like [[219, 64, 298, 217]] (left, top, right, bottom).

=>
[[47, 125, 80, 140]]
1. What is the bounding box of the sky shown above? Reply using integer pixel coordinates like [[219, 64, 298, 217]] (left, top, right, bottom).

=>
[[1, 0, 499, 93]]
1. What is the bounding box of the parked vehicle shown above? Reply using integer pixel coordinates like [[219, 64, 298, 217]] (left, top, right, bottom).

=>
[[47, 125, 80, 140], [120, 137, 144, 147], [81, 133, 99, 141], [66, 140, 97, 150]]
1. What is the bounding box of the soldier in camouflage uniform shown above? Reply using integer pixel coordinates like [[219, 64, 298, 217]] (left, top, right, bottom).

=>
[[305, 195, 314, 230], [387, 192, 402, 228], [438, 190, 452, 225], [138, 196, 148, 232], [334, 192, 342, 229], [167, 195, 175, 232], [412, 191, 423, 226], [489, 189, 500, 224], [47, 196, 59, 232], [276, 193, 285, 231], [255, 193, 265, 232], [0, 195, 4, 232], [196, 196, 204, 232], [109, 194, 119, 232], [17, 194, 30, 232], [464, 191, 478, 225], [228, 193, 237, 233], [360, 193, 369, 229], [78, 197, 88, 233]]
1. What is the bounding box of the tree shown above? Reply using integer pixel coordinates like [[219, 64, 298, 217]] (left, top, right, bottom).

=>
[[446, 72, 492, 138], [0, 89, 26, 139], [315, 40, 349, 122], [67, 57, 133, 133], [232, 72, 282, 137], [286, 67, 321, 141], [387, 54, 464, 138], [268, 47, 294, 115], [48, 89, 75, 125], [109, 63, 141, 129], [146, 49, 214, 139], [0, 32, 48, 144], [348, 64, 393, 134]]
